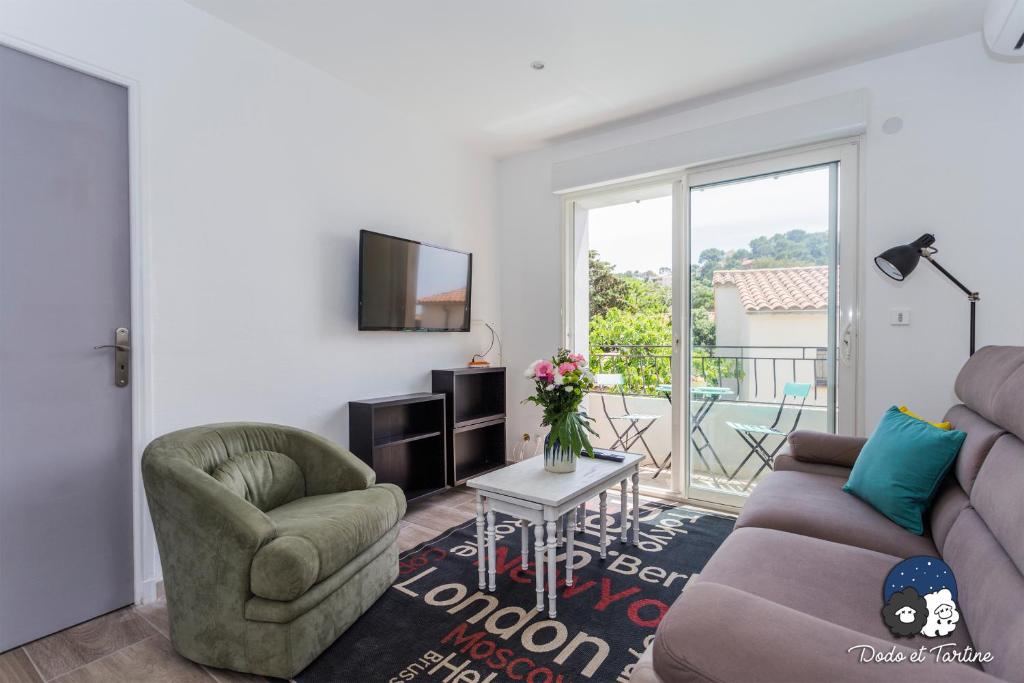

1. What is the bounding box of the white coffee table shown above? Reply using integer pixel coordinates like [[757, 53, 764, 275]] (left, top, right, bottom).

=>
[[466, 452, 643, 618]]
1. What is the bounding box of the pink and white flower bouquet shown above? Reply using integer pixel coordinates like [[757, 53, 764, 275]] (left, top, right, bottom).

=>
[[524, 349, 598, 472]]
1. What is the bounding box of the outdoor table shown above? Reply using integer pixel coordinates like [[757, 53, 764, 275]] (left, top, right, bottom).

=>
[[655, 384, 734, 481]]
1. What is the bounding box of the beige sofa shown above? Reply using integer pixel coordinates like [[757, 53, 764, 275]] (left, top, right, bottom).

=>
[[634, 346, 1024, 682]]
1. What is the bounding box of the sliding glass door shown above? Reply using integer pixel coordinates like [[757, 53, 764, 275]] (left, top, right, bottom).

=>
[[564, 183, 676, 493], [564, 142, 858, 508]]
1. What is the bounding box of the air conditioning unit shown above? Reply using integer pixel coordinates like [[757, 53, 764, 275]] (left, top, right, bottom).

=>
[[985, 0, 1024, 56]]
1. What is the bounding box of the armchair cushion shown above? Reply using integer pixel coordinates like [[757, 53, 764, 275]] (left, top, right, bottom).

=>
[[212, 450, 305, 512], [257, 483, 405, 593]]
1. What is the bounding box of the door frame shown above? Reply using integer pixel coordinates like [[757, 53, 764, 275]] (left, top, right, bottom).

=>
[[560, 138, 861, 510], [0, 34, 156, 603]]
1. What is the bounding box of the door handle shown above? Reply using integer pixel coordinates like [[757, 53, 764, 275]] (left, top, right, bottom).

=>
[[94, 327, 130, 387], [840, 322, 853, 366]]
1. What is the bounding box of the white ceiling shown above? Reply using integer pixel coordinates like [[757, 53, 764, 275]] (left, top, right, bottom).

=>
[[185, 0, 988, 156]]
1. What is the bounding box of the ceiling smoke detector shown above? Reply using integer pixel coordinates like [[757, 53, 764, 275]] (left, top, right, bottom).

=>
[[530, 61, 545, 70]]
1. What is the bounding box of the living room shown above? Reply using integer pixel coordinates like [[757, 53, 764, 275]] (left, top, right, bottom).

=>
[[0, 1, 1022, 682]]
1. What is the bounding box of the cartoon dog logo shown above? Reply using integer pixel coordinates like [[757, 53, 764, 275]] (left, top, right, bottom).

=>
[[882, 556, 959, 638]]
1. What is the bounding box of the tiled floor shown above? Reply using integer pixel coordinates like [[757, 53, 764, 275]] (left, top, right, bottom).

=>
[[0, 484, 670, 683], [0, 488, 480, 683]]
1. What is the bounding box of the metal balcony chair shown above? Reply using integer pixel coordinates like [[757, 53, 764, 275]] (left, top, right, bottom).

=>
[[593, 373, 665, 473], [725, 382, 811, 491]]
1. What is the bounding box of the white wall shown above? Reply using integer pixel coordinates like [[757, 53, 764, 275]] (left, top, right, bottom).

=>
[[713, 288, 828, 405], [499, 33, 1024, 444], [1, 0, 499, 594]]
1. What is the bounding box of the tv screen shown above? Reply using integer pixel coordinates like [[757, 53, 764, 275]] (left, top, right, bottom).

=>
[[359, 230, 472, 331]]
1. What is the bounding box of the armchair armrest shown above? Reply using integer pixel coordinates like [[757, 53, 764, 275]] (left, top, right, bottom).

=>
[[142, 455, 275, 553], [283, 428, 375, 496], [787, 430, 867, 469], [653, 582, 995, 683]]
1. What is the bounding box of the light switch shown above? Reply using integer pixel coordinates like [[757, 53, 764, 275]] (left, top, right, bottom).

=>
[[890, 308, 911, 326]]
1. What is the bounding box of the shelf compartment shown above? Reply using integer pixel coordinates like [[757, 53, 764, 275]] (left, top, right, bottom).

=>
[[372, 434, 446, 498], [452, 371, 506, 425], [374, 430, 442, 448], [451, 420, 506, 486], [372, 400, 444, 445], [349, 392, 447, 501]]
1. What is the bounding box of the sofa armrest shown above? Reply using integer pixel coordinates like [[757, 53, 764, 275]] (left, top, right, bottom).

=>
[[786, 430, 867, 468], [284, 429, 376, 495], [653, 582, 995, 683]]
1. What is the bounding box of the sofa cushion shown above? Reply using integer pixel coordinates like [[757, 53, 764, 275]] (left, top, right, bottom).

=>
[[942, 508, 1024, 681], [969, 434, 1024, 574], [211, 450, 305, 512], [954, 346, 1024, 430], [266, 484, 404, 583], [929, 479, 970, 554], [737, 471, 938, 558], [696, 527, 974, 651], [943, 404, 1006, 494], [652, 582, 991, 683]]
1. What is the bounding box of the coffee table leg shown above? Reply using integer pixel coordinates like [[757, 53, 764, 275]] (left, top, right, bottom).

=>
[[631, 471, 640, 546], [565, 513, 575, 587], [619, 479, 628, 543], [520, 519, 528, 570], [577, 503, 585, 531], [599, 491, 608, 559], [546, 520, 557, 618], [486, 508, 496, 592], [475, 494, 486, 590], [533, 523, 544, 612]]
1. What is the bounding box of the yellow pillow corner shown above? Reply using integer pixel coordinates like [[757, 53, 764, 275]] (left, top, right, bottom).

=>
[[898, 405, 952, 430]]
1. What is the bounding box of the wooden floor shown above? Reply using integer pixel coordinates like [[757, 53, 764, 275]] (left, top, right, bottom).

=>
[[0, 484, 664, 683], [0, 488, 481, 683]]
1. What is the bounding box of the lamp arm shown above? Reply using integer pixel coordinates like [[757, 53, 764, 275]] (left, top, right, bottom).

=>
[[923, 254, 979, 301]]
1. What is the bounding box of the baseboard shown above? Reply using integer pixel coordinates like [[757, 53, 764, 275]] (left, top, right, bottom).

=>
[[136, 576, 161, 605]]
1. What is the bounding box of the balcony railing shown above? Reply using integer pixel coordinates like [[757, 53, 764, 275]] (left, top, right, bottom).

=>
[[589, 343, 829, 403]]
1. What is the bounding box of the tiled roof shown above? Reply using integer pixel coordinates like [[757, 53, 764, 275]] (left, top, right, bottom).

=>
[[712, 266, 827, 312], [417, 287, 466, 304]]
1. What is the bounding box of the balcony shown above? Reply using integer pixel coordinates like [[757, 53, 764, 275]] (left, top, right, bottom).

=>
[[584, 344, 829, 494]]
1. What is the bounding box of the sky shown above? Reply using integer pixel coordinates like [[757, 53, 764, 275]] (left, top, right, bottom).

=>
[[586, 165, 830, 273]]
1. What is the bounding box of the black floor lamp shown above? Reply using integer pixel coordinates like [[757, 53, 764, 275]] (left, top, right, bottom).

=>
[[874, 234, 979, 356]]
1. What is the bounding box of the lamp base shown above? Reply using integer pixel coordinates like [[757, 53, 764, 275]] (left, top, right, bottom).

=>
[[468, 359, 491, 367]]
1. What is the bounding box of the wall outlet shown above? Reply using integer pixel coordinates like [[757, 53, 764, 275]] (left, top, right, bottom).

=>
[[890, 308, 911, 326]]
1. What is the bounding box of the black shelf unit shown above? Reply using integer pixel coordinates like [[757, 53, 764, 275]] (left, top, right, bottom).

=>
[[348, 392, 447, 502], [432, 367, 506, 485]]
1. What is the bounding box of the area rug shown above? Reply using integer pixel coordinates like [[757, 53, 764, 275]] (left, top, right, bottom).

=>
[[296, 502, 734, 683]]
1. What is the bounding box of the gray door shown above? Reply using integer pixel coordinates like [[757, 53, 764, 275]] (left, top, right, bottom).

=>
[[0, 45, 132, 650]]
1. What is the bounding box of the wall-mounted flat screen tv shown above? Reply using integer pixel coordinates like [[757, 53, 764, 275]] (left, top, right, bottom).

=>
[[358, 230, 472, 331]]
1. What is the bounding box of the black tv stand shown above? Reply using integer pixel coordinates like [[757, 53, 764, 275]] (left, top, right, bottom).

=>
[[348, 392, 447, 502], [432, 367, 507, 486]]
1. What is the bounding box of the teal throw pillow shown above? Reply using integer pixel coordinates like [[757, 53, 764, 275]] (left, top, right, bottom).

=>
[[843, 406, 965, 535]]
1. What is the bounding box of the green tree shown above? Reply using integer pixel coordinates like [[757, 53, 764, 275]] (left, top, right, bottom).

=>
[[588, 250, 629, 318], [586, 229, 827, 393]]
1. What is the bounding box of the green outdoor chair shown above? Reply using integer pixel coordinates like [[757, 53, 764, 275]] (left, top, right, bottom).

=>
[[142, 422, 406, 679], [725, 382, 812, 491]]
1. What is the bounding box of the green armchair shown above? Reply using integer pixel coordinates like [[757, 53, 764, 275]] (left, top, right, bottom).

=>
[[142, 422, 406, 678]]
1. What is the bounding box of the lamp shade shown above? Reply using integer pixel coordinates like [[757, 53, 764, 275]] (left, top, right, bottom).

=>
[[874, 234, 936, 281]]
